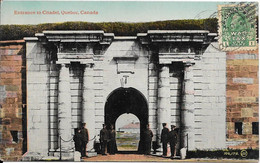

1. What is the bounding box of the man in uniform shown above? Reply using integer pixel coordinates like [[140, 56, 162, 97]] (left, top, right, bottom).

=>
[[80, 123, 89, 158], [100, 124, 109, 155], [168, 125, 178, 159], [144, 124, 153, 155], [73, 127, 82, 153], [108, 125, 117, 155], [161, 123, 169, 157]]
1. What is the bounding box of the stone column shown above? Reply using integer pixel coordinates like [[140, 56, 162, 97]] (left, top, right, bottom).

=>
[[82, 63, 95, 151], [182, 62, 195, 150], [58, 63, 73, 151], [158, 65, 171, 134]]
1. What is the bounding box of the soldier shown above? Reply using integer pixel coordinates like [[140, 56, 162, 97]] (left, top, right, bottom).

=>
[[80, 123, 89, 158], [108, 125, 117, 155], [161, 123, 169, 157], [100, 124, 109, 155], [168, 125, 178, 159], [144, 124, 153, 155], [73, 127, 82, 152]]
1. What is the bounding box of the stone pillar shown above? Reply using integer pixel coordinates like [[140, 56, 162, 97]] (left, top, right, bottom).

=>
[[182, 62, 195, 150], [158, 65, 171, 134], [58, 63, 73, 151], [82, 63, 95, 151]]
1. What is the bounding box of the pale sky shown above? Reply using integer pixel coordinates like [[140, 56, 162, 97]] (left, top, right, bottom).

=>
[[0, 1, 229, 25], [116, 113, 139, 131]]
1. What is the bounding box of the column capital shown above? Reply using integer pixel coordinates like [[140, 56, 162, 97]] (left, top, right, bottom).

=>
[[159, 64, 171, 70], [59, 63, 71, 68], [183, 61, 195, 67]]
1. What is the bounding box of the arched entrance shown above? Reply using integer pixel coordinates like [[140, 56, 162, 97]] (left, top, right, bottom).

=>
[[105, 87, 148, 153]]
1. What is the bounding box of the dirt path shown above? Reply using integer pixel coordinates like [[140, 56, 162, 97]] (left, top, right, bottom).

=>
[[82, 154, 258, 162], [83, 154, 173, 162]]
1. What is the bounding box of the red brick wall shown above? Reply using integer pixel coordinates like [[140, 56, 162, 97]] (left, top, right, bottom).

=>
[[0, 40, 25, 161], [226, 49, 259, 149]]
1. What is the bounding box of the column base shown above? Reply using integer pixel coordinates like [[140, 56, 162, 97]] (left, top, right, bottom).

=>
[[53, 150, 74, 161], [21, 151, 46, 161], [87, 151, 98, 157]]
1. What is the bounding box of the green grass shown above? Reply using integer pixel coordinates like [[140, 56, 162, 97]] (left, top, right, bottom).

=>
[[0, 18, 218, 40], [116, 132, 139, 151], [117, 138, 136, 141], [120, 145, 136, 148]]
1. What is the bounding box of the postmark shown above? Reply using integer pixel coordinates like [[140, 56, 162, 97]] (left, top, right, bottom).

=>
[[218, 3, 257, 51], [240, 149, 248, 157]]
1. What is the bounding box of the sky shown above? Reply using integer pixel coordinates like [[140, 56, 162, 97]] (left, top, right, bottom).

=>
[[116, 113, 139, 131], [0, 1, 229, 25]]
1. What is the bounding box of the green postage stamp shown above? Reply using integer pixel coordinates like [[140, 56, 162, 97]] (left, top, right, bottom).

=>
[[218, 4, 257, 51]]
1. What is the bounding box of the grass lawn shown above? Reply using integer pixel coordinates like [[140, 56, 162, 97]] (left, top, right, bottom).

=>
[[116, 132, 140, 151]]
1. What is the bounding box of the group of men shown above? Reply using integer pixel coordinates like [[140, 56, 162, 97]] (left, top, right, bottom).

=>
[[73, 123, 117, 158], [133, 123, 178, 158], [99, 124, 117, 155], [161, 123, 178, 158], [73, 123, 89, 158], [73, 122, 178, 158]]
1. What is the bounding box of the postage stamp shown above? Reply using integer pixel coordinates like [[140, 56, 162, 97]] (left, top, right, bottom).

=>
[[218, 3, 257, 51]]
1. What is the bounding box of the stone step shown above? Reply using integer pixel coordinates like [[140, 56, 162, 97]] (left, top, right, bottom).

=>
[[41, 156, 60, 161], [151, 152, 181, 159], [53, 151, 74, 160], [88, 151, 98, 157]]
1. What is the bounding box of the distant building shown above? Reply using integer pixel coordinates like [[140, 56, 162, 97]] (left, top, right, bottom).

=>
[[119, 122, 140, 133]]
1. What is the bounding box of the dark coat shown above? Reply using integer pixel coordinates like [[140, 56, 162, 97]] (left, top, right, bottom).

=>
[[168, 130, 178, 144], [81, 128, 89, 143], [144, 129, 153, 142], [73, 131, 82, 152], [161, 127, 169, 143], [100, 128, 109, 142], [108, 129, 117, 154], [109, 129, 116, 141]]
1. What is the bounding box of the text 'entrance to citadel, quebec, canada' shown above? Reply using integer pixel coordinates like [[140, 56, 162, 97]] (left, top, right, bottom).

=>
[[105, 87, 148, 154]]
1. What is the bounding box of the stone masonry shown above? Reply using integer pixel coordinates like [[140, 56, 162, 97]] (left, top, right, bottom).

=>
[[22, 30, 226, 159], [0, 40, 25, 161], [226, 49, 259, 149]]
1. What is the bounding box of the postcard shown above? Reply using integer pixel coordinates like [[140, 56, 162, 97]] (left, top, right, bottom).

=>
[[0, 1, 258, 162]]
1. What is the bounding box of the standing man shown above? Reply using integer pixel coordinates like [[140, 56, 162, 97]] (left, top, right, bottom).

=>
[[161, 123, 169, 157], [108, 125, 116, 155], [168, 125, 178, 159], [100, 124, 109, 155], [73, 127, 82, 152], [81, 123, 89, 158], [144, 124, 153, 155]]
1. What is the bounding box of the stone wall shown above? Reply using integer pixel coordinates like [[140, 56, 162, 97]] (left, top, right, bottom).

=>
[[26, 38, 50, 156], [192, 42, 226, 149], [0, 40, 25, 161], [226, 49, 259, 149], [102, 39, 149, 132]]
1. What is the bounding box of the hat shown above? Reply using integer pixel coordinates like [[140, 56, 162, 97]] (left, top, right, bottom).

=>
[[171, 125, 176, 129]]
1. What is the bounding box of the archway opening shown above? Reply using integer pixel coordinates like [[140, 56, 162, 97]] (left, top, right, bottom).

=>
[[105, 87, 148, 153], [116, 113, 140, 151]]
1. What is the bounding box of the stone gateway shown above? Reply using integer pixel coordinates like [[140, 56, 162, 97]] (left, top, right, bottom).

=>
[[24, 30, 226, 158]]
